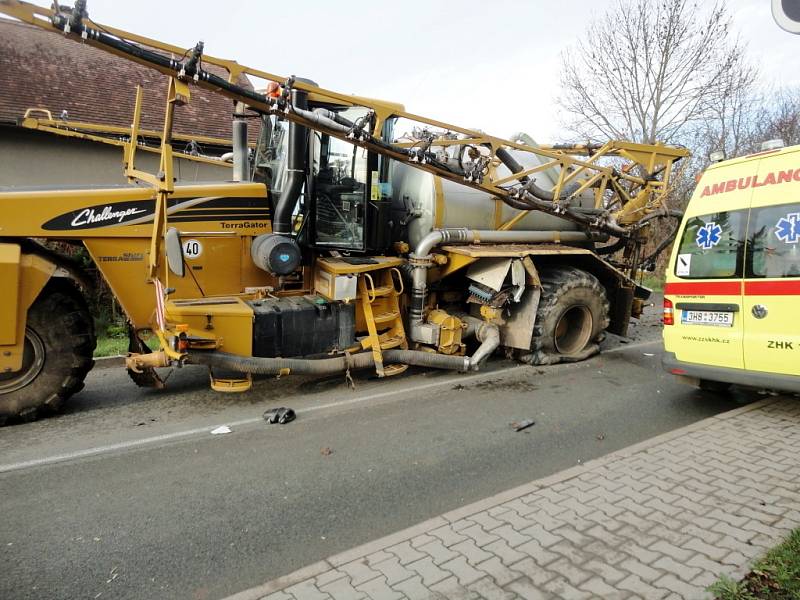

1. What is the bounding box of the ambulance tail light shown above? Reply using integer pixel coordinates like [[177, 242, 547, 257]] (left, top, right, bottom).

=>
[[663, 298, 674, 325]]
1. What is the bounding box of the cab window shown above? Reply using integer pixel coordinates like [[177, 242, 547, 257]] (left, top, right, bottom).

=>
[[674, 209, 747, 279], [747, 203, 800, 278], [312, 106, 370, 251]]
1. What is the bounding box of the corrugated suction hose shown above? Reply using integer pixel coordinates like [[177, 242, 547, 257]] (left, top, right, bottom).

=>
[[187, 349, 469, 375]]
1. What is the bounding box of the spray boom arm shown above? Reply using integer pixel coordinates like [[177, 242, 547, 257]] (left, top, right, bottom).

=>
[[1, 0, 689, 241]]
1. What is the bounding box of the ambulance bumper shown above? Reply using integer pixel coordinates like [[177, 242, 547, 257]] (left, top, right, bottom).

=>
[[662, 352, 800, 394]]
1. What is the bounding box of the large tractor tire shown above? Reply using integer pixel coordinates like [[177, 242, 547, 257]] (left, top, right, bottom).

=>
[[0, 279, 96, 423], [519, 266, 610, 366]]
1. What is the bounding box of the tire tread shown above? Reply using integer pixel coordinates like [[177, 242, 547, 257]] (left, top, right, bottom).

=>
[[521, 266, 610, 365], [0, 278, 96, 423]]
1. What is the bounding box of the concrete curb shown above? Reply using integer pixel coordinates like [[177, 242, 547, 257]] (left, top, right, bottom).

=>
[[93, 355, 125, 369], [224, 395, 782, 599], [225, 561, 333, 600]]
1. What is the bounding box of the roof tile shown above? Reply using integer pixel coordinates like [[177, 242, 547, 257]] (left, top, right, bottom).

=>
[[0, 18, 253, 142]]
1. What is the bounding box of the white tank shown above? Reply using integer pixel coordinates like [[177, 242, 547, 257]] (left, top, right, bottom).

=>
[[389, 134, 594, 249]]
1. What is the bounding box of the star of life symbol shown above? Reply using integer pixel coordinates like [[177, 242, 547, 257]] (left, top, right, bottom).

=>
[[775, 212, 800, 244], [696, 222, 722, 250]]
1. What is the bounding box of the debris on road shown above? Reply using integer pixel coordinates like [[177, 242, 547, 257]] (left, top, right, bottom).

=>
[[263, 407, 296, 425], [596, 433, 606, 441], [511, 419, 536, 432], [210, 425, 232, 435], [643, 352, 655, 356], [106, 566, 119, 584], [320, 447, 334, 456]]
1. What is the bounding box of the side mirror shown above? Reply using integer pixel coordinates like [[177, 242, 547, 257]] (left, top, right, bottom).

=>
[[165, 227, 185, 277], [772, 0, 800, 33]]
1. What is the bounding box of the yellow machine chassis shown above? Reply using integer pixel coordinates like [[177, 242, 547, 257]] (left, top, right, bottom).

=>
[[0, 0, 690, 395]]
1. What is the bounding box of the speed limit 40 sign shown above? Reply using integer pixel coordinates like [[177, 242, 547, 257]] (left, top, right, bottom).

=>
[[182, 239, 203, 259]]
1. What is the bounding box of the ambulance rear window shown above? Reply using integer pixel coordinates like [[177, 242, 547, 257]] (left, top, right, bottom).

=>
[[674, 209, 747, 279], [747, 204, 800, 278]]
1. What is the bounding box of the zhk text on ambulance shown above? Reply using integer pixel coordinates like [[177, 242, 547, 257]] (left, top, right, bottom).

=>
[[663, 142, 800, 393]]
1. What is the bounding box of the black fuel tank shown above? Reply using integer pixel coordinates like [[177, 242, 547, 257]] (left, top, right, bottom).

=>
[[247, 296, 355, 358]]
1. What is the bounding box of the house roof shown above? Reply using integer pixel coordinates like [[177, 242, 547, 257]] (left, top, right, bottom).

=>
[[0, 18, 253, 142]]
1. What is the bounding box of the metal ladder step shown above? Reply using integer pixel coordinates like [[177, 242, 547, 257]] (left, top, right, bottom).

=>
[[378, 333, 406, 349], [373, 310, 401, 325], [369, 285, 394, 299]]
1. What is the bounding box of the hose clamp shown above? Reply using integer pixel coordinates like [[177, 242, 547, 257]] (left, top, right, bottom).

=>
[[409, 255, 433, 268]]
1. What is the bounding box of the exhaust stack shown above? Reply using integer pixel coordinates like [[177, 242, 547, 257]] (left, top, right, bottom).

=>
[[232, 102, 248, 182]]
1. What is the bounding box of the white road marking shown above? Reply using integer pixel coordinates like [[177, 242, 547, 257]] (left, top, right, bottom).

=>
[[0, 339, 662, 474], [606, 338, 660, 353]]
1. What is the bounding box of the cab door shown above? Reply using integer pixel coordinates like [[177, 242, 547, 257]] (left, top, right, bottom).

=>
[[664, 206, 747, 369], [742, 150, 800, 376]]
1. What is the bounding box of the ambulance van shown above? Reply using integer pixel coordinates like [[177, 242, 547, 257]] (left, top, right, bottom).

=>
[[663, 142, 800, 393]]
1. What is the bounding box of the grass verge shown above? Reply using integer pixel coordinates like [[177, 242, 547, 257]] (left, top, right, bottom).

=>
[[94, 334, 129, 358], [709, 528, 800, 600], [94, 325, 159, 358]]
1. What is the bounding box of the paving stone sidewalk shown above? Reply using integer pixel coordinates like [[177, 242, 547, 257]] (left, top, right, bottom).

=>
[[229, 397, 800, 600]]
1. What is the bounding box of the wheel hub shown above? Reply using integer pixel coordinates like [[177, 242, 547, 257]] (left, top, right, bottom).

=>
[[0, 327, 46, 394], [554, 305, 593, 354]]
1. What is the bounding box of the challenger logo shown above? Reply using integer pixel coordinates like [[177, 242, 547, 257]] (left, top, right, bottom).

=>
[[71, 206, 148, 227], [43, 200, 155, 230], [41, 197, 272, 231]]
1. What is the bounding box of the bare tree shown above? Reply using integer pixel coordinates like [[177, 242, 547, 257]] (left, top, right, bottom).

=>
[[752, 88, 800, 148], [696, 54, 758, 159], [691, 85, 800, 169], [558, 0, 745, 145]]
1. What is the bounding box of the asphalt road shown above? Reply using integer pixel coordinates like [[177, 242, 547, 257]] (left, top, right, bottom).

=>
[[0, 305, 764, 600]]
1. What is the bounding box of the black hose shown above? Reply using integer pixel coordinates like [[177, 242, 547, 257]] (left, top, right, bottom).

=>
[[523, 178, 581, 203], [273, 89, 308, 234], [500, 194, 539, 211], [189, 350, 375, 375], [187, 348, 468, 375], [595, 237, 628, 255], [633, 209, 684, 229], [495, 147, 581, 203], [385, 350, 467, 370], [638, 211, 684, 269], [495, 148, 530, 184]]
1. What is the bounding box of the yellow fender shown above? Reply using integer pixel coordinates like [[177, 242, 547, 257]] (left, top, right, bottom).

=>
[[0, 244, 57, 372]]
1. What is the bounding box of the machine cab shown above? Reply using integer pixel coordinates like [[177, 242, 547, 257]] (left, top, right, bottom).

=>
[[257, 100, 394, 256]]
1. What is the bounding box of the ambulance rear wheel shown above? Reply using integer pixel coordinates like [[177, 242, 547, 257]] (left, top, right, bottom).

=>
[[0, 279, 95, 423], [519, 267, 609, 366]]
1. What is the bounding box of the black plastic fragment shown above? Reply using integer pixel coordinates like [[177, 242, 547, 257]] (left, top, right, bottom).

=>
[[263, 407, 296, 425]]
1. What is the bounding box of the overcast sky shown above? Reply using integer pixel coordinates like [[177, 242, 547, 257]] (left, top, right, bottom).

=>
[[10, 0, 799, 141]]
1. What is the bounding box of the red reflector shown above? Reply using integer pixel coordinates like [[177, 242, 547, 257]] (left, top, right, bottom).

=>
[[663, 298, 674, 326], [670, 368, 687, 375], [265, 81, 281, 98]]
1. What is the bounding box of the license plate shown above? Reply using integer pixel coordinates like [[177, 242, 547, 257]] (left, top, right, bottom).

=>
[[681, 310, 733, 327]]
